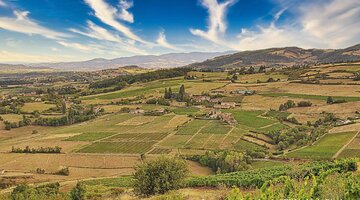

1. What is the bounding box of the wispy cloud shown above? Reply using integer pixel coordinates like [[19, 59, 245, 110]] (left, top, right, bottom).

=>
[[0, 10, 69, 40], [192, 0, 360, 50], [299, 0, 360, 48], [69, 20, 122, 43], [156, 30, 181, 51], [57, 41, 97, 52], [0, 0, 7, 7], [84, 0, 146, 44], [190, 0, 237, 44], [118, 0, 134, 23]]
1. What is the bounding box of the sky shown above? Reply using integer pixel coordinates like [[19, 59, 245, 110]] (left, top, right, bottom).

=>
[[0, 0, 359, 63]]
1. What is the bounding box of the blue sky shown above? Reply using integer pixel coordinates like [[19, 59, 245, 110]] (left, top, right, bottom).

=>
[[0, 0, 359, 63]]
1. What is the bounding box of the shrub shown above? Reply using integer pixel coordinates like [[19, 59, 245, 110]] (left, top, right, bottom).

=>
[[133, 156, 188, 196], [70, 183, 86, 200], [56, 167, 70, 176], [297, 101, 312, 107]]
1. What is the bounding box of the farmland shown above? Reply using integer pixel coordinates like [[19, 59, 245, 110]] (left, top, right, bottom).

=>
[[1, 61, 360, 199]]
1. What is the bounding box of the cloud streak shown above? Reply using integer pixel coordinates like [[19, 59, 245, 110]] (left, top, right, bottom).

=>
[[0, 10, 69, 40], [156, 31, 181, 51], [84, 0, 146, 44], [190, 0, 237, 44]]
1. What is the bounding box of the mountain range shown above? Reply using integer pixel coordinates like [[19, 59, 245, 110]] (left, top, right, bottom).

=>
[[26, 51, 234, 71]]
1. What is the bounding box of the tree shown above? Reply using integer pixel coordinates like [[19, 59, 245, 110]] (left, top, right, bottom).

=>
[[133, 156, 188, 196], [327, 96, 334, 104], [177, 85, 186, 102]]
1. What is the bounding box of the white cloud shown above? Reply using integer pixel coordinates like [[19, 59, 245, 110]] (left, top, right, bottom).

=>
[[192, 0, 360, 51], [0, 0, 7, 7], [57, 41, 97, 52], [84, 0, 146, 44], [118, 0, 134, 23], [0, 10, 69, 40], [156, 31, 181, 51], [70, 20, 122, 43], [299, 0, 360, 48], [190, 0, 237, 44]]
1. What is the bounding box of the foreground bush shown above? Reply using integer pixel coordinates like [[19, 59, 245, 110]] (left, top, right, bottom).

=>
[[133, 156, 188, 196], [11, 183, 66, 200]]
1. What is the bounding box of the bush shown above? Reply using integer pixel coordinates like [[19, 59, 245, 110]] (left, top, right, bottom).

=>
[[297, 101, 312, 107], [56, 167, 70, 176], [133, 156, 188, 196], [70, 183, 85, 200]]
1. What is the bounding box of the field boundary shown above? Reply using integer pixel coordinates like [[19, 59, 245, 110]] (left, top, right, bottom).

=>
[[332, 130, 360, 158]]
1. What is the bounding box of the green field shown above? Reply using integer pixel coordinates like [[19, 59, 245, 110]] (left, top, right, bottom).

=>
[[176, 119, 209, 135], [82, 176, 134, 187], [264, 110, 291, 119], [286, 131, 357, 159], [262, 93, 360, 102], [66, 132, 117, 141], [78, 141, 156, 154], [199, 120, 232, 134], [172, 107, 200, 115], [223, 110, 276, 128]]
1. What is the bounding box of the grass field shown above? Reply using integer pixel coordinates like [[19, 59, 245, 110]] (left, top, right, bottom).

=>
[[0, 114, 23, 122], [21, 102, 56, 113], [265, 110, 291, 119], [286, 131, 357, 159], [262, 93, 360, 102], [223, 110, 276, 128]]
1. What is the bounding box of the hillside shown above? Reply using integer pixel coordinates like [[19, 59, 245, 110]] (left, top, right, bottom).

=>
[[189, 44, 360, 69]]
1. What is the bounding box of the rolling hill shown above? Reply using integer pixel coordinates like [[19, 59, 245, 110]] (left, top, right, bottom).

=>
[[188, 44, 360, 69]]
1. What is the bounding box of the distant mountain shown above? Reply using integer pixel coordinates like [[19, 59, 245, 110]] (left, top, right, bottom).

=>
[[27, 51, 235, 71], [188, 44, 360, 69]]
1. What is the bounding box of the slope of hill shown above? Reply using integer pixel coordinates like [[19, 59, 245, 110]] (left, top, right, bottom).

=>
[[189, 44, 360, 69], [27, 51, 234, 71]]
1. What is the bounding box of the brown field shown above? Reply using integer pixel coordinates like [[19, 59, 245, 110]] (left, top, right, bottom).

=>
[[289, 101, 360, 118], [241, 95, 324, 110]]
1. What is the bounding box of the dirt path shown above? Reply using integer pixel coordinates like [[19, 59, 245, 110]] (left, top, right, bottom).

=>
[[332, 130, 360, 159]]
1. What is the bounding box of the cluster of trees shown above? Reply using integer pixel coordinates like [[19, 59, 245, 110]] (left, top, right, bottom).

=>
[[90, 67, 191, 89], [164, 85, 188, 102], [267, 126, 309, 150], [279, 100, 312, 111], [11, 146, 62, 154], [11, 183, 66, 200], [189, 150, 252, 173], [146, 97, 170, 106], [34, 105, 97, 127], [279, 100, 296, 111]]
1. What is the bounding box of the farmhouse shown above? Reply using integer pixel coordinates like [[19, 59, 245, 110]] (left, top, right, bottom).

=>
[[191, 95, 210, 103], [206, 110, 237, 125], [211, 89, 225, 94], [130, 109, 145, 114], [221, 102, 236, 108], [231, 89, 255, 95]]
